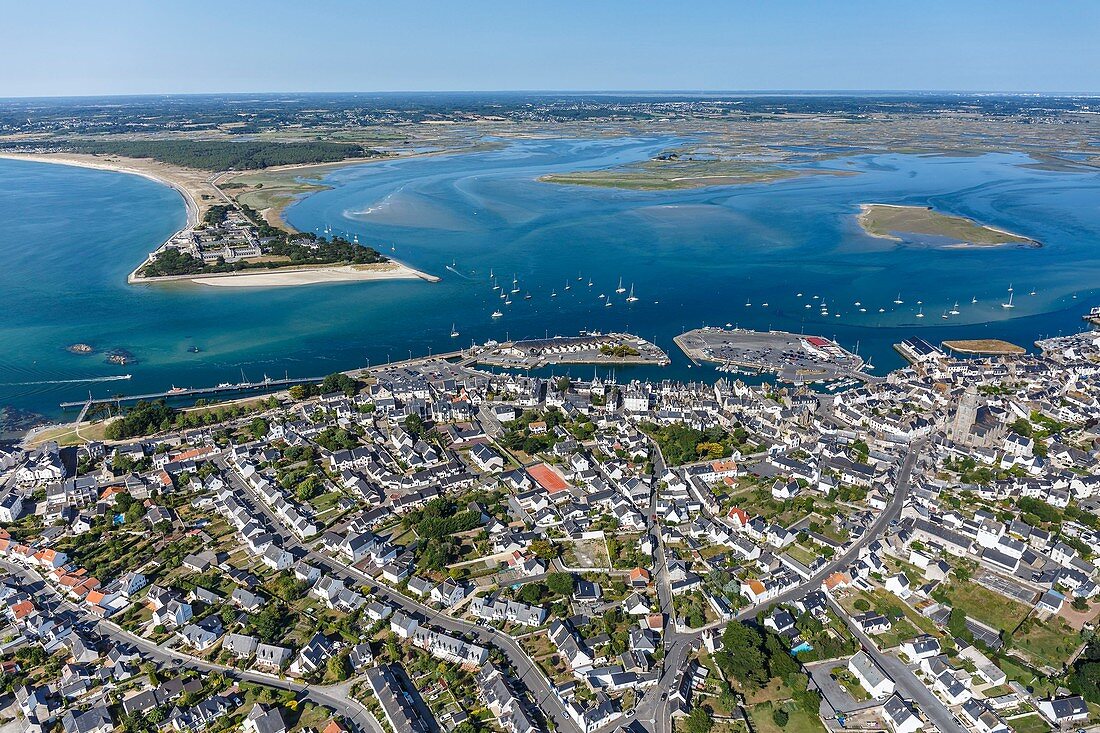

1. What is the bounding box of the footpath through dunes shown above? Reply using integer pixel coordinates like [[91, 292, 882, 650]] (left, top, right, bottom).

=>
[[856, 203, 1041, 248]]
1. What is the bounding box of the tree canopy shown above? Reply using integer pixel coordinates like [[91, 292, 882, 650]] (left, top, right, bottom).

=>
[[55, 139, 378, 171]]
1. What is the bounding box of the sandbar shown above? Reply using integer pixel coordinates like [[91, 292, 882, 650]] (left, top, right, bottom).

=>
[[189, 262, 438, 288], [857, 203, 1039, 248]]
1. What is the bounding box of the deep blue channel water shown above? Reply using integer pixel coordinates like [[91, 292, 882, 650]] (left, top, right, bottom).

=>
[[2, 137, 1098, 422]]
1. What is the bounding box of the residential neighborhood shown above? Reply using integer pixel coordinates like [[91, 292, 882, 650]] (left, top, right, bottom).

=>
[[2, 328, 1100, 733]]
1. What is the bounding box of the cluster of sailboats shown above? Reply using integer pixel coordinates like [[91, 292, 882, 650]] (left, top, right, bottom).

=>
[[486, 269, 639, 319], [739, 285, 1036, 321], [471, 258, 1041, 324]]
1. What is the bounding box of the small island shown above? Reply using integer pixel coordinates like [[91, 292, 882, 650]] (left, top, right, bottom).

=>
[[857, 203, 1040, 248], [105, 349, 137, 365], [539, 148, 853, 190], [66, 343, 95, 355], [540, 160, 808, 190]]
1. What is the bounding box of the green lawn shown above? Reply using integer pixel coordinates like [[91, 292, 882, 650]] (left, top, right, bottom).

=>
[[310, 490, 345, 513], [815, 521, 850, 544], [998, 655, 1056, 698], [749, 702, 825, 733], [1007, 713, 1051, 733], [840, 589, 938, 638], [833, 670, 871, 702], [1013, 618, 1081, 668], [784, 544, 819, 567], [873, 618, 922, 650], [937, 582, 1030, 634], [287, 701, 332, 733], [677, 719, 747, 733]]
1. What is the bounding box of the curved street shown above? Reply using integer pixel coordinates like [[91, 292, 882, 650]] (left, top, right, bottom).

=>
[[221, 457, 583, 733], [2, 559, 383, 733]]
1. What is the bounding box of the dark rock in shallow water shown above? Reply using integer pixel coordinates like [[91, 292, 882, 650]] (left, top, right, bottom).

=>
[[105, 349, 138, 366], [0, 407, 48, 435]]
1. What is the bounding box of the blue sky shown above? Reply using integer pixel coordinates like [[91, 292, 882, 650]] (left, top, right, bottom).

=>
[[4, 1, 1098, 96]]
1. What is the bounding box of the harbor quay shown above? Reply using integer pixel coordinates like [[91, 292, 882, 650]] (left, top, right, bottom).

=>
[[674, 326, 868, 384], [474, 331, 670, 369]]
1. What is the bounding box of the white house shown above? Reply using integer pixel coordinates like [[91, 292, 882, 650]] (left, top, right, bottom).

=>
[[1038, 697, 1089, 727], [900, 636, 941, 662], [885, 572, 912, 600], [882, 694, 924, 733], [848, 650, 895, 699]]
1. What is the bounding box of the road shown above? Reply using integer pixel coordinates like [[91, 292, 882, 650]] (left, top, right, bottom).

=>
[[2, 560, 383, 733], [736, 440, 922, 620], [476, 403, 506, 439], [598, 436, 693, 733], [614, 438, 922, 733], [830, 595, 965, 733], [221, 459, 583, 733]]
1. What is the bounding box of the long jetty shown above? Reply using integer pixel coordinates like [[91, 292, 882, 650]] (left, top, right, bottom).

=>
[[59, 347, 473, 411], [59, 376, 326, 410]]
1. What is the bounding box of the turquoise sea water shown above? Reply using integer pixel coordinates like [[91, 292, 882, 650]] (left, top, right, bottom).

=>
[[2, 138, 1099, 423]]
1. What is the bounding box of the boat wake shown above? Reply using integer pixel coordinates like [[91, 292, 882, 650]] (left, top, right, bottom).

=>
[[0, 375, 132, 387], [445, 265, 473, 280]]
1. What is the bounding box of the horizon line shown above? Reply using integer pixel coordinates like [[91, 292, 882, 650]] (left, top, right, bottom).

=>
[[3, 88, 1100, 102]]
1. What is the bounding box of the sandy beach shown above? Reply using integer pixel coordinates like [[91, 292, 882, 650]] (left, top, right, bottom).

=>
[[189, 262, 439, 288]]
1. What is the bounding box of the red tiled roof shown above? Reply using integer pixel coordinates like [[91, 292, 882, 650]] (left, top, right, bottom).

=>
[[174, 447, 214, 462], [727, 507, 749, 524], [11, 600, 34, 619], [100, 486, 124, 501]]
